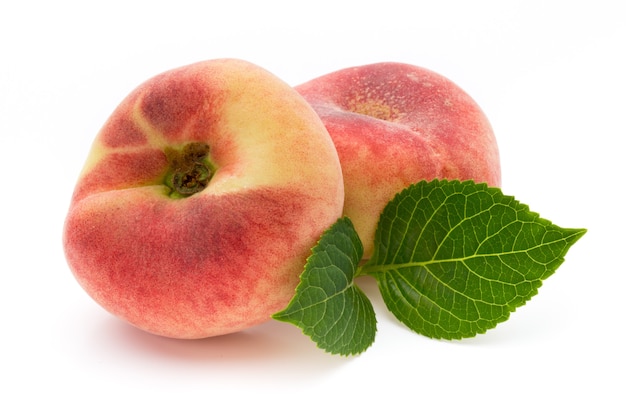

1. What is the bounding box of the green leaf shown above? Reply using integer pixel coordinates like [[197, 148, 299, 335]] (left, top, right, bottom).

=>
[[362, 179, 587, 340], [272, 217, 376, 356]]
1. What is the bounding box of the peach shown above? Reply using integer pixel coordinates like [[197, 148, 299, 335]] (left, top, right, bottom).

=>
[[296, 62, 501, 260], [62, 59, 344, 338]]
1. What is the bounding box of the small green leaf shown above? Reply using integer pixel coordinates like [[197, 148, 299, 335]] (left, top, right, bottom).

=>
[[273, 217, 376, 355], [363, 179, 586, 340]]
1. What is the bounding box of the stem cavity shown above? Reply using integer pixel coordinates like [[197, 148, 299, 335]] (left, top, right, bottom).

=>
[[164, 142, 213, 198]]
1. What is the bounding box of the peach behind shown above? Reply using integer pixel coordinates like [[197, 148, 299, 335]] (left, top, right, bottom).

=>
[[296, 62, 501, 259]]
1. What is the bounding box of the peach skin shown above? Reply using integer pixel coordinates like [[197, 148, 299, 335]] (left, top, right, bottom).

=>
[[296, 62, 500, 260], [63, 59, 344, 338]]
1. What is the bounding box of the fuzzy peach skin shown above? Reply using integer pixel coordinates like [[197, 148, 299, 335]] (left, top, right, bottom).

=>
[[296, 62, 501, 260], [63, 59, 344, 339]]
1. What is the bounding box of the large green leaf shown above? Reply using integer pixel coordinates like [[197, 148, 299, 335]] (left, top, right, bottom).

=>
[[363, 180, 587, 339]]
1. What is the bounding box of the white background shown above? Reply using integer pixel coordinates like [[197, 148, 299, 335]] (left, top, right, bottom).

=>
[[1, 1, 623, 415]]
